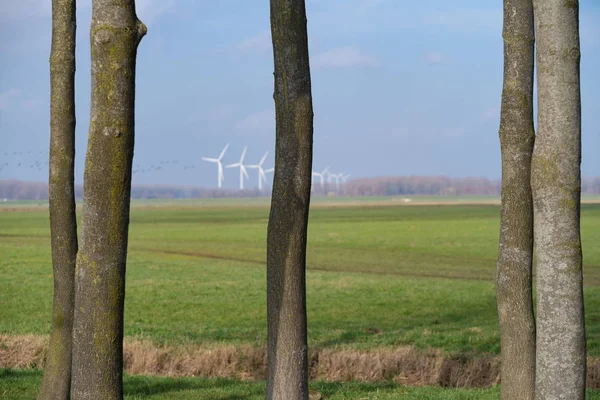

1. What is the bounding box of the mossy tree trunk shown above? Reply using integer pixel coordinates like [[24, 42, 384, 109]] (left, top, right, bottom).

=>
[[70, 1, 146, 399], [38, 1, 78, 399], [532, 0, 586, 398], [495, 0, 536, 398], [266, 0, 314, 399]]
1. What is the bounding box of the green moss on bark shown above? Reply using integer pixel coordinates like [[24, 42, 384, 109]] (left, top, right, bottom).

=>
[[496, 1, 536, 399], [70, 2, 145, 399], [38, 1, 78, 399]]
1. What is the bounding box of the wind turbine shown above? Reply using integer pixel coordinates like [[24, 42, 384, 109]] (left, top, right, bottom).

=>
[[226, 146, 249, 190], [201, 143, 229, 188], [328, 172, 341, 191], [312, 166, 329, 188], [247, 151, 271, 191]]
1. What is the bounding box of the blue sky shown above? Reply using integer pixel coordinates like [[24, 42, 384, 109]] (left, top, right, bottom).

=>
[[0, 0, 598, 189]]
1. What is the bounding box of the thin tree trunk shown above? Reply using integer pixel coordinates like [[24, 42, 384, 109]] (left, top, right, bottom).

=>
[[70, 1, 146, 398], [266, 1, 314, 399], [38, 1, 78, 399], [495, 0, 536, 398], [532, 0, 586, 398]]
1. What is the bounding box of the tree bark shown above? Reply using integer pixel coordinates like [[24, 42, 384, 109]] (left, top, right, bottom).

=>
[[38, 1, 78, 399], [495, 0, 536, 399], [532, 0, 586, 398], [266, 1, 314, 399], [70, 1, 146, 399]]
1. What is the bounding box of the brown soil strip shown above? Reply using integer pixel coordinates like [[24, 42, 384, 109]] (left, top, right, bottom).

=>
[[135, 248, 493, 282], [2, 334, 600, 388], [132, 248, 600, 285]]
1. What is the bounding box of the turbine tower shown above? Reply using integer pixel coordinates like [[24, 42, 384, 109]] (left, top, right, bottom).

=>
[[311, 166, 329, 188], [226, 146, 249, 190], [247, 151, 271, 191], [202, 143, 229, 188], [328, 172, 341, 191]]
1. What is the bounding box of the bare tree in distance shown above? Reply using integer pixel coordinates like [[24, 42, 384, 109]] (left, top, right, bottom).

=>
[[495, 0, 536, 398], [532, 0, 586, 398], [38, 1, 78, 399], [70, 0, 146, 398], [266, 0, 314, 399]]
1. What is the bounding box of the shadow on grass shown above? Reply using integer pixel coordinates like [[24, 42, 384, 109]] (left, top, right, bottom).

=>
[[1, 369, 266, 400], [0, 369, 441, 400], [124, 375, 265, 399]]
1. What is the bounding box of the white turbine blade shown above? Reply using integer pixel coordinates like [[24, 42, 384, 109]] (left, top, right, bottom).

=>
[[202, 157, 218, 162], [242, 165, 249, 179], [322, 166, 329, 175], [226, 163, 240, 168], [239, 146, 247, 162], [247, 164, 260, 169], [259, 169, 267, 183], [265, 168, 274, 173], [218, 143, 230, 160], [259, 152, 268, 166]]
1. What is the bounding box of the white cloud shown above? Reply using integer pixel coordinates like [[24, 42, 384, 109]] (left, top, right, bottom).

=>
[[0, 0, 51, 19], [206, 105, 234, 121], [136, 0, 175, 25], [356, 0, 386, 13], [440, 128, 465, 138], [0, 0, 171, 24], [311, 46, 378, 69], [0, 89, 22, 110], [423, 52, 444, 65], [234, 110, 274, 134], [238, 30, 272, 53], [422, 8, 502, 32], [483, 107, 500, 121]]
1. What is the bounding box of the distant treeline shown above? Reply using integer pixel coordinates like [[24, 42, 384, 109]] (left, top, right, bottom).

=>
[[342, 176, 600, 197], [0, 180, 266, 201], [1, 176, 600, 200]]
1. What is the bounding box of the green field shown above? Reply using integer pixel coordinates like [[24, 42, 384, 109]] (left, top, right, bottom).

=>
[[0, 369, 493, 400], [1, 200, 600, 397], [5, 369, 600, 400]]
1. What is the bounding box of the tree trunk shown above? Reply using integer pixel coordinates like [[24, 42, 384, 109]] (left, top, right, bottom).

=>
[[495, 0, 536, 399], [532, 0, 586, 398], [38, 1, 78, 399], [266, 1, 314, 399], [70, 1, 146, 398]]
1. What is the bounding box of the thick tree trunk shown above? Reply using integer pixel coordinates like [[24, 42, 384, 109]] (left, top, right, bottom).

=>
[[266, 1, 313, 399], [495, 0, 536, 399], [532, 0, 586, 398], [70, 1, 146, 399], [38, 1, 78, 399]]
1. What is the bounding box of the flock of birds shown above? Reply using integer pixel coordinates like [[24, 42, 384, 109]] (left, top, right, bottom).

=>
[[0, 147, 350, 192]]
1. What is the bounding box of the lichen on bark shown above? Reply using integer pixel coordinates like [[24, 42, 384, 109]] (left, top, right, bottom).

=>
[[531, 0, 586, 399], [495, 1, 536, 399], [70, 1, 146, 399], [266, 1, 314, 399], [38, 1, 78, 399]]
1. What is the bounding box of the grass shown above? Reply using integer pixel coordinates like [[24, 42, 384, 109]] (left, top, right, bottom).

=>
[[2, 201, 600, 397], [0, 368, 504, 400], [4, 369, 600, 399], [1, 203, 600, 356]]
